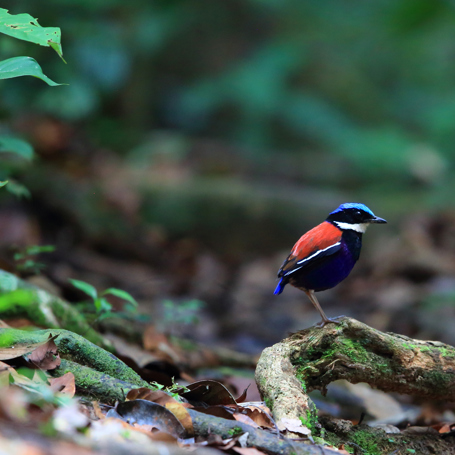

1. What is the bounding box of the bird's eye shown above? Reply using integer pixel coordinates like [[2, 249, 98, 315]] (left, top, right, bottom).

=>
[[355, 210, 362, 216]]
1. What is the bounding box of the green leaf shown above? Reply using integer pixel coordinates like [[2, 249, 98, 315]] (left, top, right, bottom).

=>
[[93, 297, 112, 315], [0, 181, 8, 188], [0, 57, 63, 86], [0, 8, 64, 61], [102, 288, 138, 307], [24, 245, 56, 256], [0, 136, 34, 160], [5, 180, 30, 199], [69, 279, 98, 300]]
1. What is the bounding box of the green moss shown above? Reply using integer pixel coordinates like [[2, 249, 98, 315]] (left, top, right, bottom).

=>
[[295, 370, 307, 392], [264, 397, 272, 410], [437, 346, 455, 357], [0, 328, 148, 389], [315, 337, 371, 366], [227, 427, 243, 436], [299, 402, 318, 432], [312, 436, 326, 446], [56, 358, 142, 403], [426, 368, 453, 391], [323, 431, 342, 448], [350, 429, 381, 455]]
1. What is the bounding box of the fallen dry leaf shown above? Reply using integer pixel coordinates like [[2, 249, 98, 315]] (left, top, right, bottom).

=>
[[181, 380, 237, 406], [232, 412, 260, 428], [92, 401, 105, 420], [27, 334, 61, 370], [49, 372, 76, 397], [113, 399, 187, 439], [236, 385, 249, 403], [279, 418, 311, 436], [431, 422, 455, 433], [165, 401, 194, 436], [438, 423, 452, 433], [226, 376, 262, 402], [236, 406, 275, 429], [0, 360, 15, 387], [126, 387, 194, 434], [127, 388, 179, 405], [0, 335, 55, 361]]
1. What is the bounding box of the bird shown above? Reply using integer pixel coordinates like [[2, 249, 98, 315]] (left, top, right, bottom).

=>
[[274, 203, 386, 327]]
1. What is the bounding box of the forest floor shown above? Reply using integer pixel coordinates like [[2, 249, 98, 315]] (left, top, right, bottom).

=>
[[1, 127, 455, 454]]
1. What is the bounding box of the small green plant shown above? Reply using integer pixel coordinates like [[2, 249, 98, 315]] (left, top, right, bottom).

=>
[[69, 278, 138, 322], [150, 378, 189, 401], [14, 244, 55, 274]]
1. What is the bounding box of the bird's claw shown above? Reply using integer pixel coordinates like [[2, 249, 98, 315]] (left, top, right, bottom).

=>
[[316, 315, 346, 328]]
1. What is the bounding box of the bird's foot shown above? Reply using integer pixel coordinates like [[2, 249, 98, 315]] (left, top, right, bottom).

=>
[[316, 315, 346, 328]]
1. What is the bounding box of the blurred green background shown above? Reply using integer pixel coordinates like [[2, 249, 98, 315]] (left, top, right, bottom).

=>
[[2, 0, 455, 349], [3, 0, 455, 209]]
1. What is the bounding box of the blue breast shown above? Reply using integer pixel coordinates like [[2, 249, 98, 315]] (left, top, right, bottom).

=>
[[288, 241, 358, 292]]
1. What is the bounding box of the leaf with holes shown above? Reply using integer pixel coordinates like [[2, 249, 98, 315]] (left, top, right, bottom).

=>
[[0, 8, 64, 60]]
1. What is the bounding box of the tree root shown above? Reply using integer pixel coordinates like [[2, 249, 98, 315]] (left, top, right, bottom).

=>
[[187, 409, 340, 455], [0, 327, 150, 403], [255, 316, 455, 454]]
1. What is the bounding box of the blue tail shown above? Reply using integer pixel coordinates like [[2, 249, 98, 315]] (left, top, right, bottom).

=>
[[274, 278, 286, 295]]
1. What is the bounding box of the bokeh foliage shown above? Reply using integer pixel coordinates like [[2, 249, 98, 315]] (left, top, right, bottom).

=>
[[2, 0, 455, 217]]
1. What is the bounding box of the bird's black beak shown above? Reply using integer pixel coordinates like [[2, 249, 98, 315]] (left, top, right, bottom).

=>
[[369, 216, 387, 224]]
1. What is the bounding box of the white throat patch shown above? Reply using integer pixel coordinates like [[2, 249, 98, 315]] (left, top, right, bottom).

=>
[[334, 221, 369, 233]]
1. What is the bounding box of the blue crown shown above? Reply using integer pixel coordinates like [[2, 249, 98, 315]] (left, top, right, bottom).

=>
[[330, 203, 375, 216]]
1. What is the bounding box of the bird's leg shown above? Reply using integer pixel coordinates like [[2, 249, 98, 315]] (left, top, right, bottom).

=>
[[304, 289, 343, 328]]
